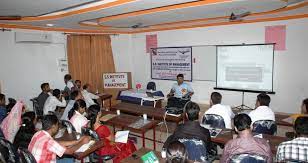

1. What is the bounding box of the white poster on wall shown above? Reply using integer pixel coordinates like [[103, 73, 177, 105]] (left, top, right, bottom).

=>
[[151, 47, 192, 81], [103, 73, 128, 89]]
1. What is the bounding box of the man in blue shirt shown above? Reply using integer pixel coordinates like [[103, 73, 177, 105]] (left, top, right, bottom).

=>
[[167, 74, 194, 108], [0, 94, 7, 123]]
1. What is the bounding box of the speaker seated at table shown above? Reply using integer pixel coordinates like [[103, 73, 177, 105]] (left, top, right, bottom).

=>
[[230, 153, 267, 163], [178, 138, 209, 163], [61, 120, 76, 132], [18, 147, 37, 163], [0, 138, 19, 162], [146, 82, 156, 91], [252, 120, 277, 135], [202, 114, 226, 129]]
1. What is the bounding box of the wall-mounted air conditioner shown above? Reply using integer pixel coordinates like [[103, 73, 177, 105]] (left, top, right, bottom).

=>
[[15, 32, 52, 43]]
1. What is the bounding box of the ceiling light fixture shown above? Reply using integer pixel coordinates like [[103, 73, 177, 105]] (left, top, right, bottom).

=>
[[46, 24, 54, 27]]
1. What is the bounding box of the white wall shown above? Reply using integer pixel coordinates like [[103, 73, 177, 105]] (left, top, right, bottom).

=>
[[0, 30, 67, 109], [124, 18, 308, 113]]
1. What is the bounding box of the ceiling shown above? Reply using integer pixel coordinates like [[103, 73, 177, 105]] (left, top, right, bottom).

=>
[[0, 0, 307, 34]]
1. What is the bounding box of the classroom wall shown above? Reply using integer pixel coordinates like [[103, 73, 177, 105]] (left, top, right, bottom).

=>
[[126, 18, 308, 113], [0, 30, 67, 109]]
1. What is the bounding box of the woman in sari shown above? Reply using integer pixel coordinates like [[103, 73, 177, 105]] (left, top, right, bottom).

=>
[[87, 105, 136, 163]]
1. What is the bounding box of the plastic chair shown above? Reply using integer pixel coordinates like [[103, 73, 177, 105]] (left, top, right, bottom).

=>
[[202, 114, 226, 129], [18, 147, 37, 163], [0, 138, 19, 162], [60, 120, 76, 132], [81, 127, 100, 141], [230, 153, 267, 163], [178, 138, 209, 162], [252, 120, 277, 135], [146, 82, 156, 91]]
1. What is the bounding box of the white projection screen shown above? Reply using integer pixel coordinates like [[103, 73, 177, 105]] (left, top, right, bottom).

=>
[[216, 44, 274, 93]]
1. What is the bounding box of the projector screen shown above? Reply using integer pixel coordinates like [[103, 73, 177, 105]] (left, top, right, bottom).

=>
[[216, 44, 274, 92]]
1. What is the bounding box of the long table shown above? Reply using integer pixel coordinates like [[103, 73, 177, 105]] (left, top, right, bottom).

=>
[[100, 111, 160, 150], [212, 129, 288, 154], [112, 102, 183, 124]]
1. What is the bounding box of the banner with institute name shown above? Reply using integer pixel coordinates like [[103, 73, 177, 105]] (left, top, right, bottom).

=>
[[151, 47, 192, 81]]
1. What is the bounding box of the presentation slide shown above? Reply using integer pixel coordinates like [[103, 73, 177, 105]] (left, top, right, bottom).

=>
[[216, 44, 274, 92]]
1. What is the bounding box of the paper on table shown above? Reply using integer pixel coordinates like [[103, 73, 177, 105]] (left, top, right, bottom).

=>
[[76, 140, 95, 153], [115, 130, 130, 143], [254, 134, 263, 138]]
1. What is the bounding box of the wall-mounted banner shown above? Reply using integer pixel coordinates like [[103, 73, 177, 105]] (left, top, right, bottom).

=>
[[103, 73, 128, 89], [151, 47, 192, 81]]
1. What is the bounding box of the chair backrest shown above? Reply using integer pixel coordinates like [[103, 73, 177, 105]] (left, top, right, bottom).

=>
[[178, 138, 208, 162], [230, 153, 267, 163], [202, 114, 226, 129], [61, 120, 76, 132], [18, 147, 36, 163], [146, 82, 156, 91], [81, 127, 100, 141], [30, 98, 41, 117], [0, 138, 19, 163], [252, 120, 277, 135]]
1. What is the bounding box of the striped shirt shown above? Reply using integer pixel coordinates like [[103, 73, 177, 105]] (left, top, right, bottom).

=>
[[28, 130, 66, 163]]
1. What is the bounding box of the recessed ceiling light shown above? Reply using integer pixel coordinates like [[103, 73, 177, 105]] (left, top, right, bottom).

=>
[[46, 24, 54, 27]]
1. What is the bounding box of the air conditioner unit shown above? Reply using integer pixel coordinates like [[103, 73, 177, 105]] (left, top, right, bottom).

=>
[[15, 32, 52, 43]]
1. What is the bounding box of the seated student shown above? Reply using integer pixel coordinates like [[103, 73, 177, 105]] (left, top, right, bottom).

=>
[[28, 114, 91, 163], [73, 80, 82, 91], [87, 104, 136, 163], [81, 83, 100, 108], [204, 92, 234, 129], [164, 102, 213, 161], [0, 94, 7, 123], [166, 141, 188, 163], [289, 98, 308, 121], [61, 90, 83, 120], [43, 89, 67, 115], [221, 114, 272, 163], [276, 117, 308, 162], [37, 83, 51, 117], [68, 99, 88, 133], [167, 74, 194, 108], [13, 111, 37, 149], [248, 93, 275, 125]]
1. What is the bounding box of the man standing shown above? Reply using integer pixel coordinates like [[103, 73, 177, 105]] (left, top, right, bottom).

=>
[[221, 114, 272, 163], [37, 83, 51, 117], [167, 74, 194, 108], [28, 114, 90, 163]]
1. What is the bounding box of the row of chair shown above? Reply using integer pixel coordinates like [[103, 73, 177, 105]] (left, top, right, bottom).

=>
[[202, 114, 277, 135]]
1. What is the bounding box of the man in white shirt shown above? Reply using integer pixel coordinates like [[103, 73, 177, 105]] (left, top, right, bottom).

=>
[[249, 93, 275, 125], [204, 92, 234, 129], [60, 90, 83, 120], [81, 83, 100, 108], [43, 89, 67, 115]]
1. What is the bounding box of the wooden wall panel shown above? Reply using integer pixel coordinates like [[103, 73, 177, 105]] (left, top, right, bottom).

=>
[[67, 35, 117, 105]]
